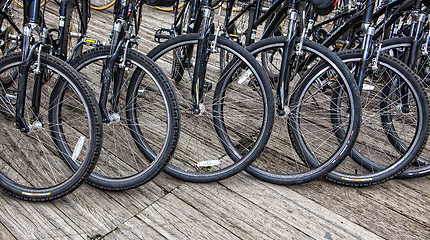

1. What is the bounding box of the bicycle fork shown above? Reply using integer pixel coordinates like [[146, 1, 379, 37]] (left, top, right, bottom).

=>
[[276, 7, 299, 116], [191, 3, 212, 114], [15, 23, 47, 132], [99, 20, 128, 123]]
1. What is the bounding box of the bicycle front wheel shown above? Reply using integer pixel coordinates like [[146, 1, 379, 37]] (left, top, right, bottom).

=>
[[147, 33, 274, 183], [69, 46, 180, 190], [242, 37, 361, 185], [325, 50, 429, 186], [0, 52, 102, 201], [379, 37, 430, 178]]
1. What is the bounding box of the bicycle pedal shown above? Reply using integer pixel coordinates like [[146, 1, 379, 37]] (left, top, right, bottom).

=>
[[154, 28, 175, 43], [83, 37, 103, 47]]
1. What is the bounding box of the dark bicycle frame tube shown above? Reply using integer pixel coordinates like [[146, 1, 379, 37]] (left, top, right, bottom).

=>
[[276, 0, 298, 115], [99, 0, 136, 122], [15, 0, 42, 131], [191, 0, 212, 112]]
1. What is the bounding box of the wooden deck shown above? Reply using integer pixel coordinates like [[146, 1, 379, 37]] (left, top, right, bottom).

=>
[[1, 3, 430, 240]]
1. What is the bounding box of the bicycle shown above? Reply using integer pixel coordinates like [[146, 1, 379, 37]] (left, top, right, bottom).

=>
[[0, 0, 103, 201], [149, 0, 278, 183], [68, 0, 181, 190], [360, 0, 430, 178], [322, 0, 429, 185], [228, 0, 364, 185], [303, 0, 430, 180]]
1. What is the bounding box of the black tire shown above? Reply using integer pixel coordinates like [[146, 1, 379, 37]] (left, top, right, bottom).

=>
[[69, 46, 180, 190], [364, 36, 430, 178], [241, 37, 361, 185], [325, 50, 429, 186], [0, 52, 102, 201], [147, 33, 274, 183]]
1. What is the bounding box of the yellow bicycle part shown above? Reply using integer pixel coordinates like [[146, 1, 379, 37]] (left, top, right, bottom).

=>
[[13, 0, 49, 8], [220, 2, 242, 12], [154, 2, 185, 11], [90, 0, 116, 10]]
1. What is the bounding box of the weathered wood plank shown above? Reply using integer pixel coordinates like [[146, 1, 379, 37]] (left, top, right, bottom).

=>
[[50, 185, 133, 237], [135, 192, 242, 239], [0, 195, 79, 239], [105, 217, 166, 239], [220, 174, 385, 239], [99, 173, 183, 214], [286, 179, 430, 240], [172, 182, 310, 239], [0, 221, 16, 240]]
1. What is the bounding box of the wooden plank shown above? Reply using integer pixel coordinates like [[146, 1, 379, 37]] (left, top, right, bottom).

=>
[[0, 195, 79, 239], [105, 217, 166, 239], [49, 185, 133, 237], [100, 173, 183, 214], [285, 179, 430, 239], [135, 192, 241, 239], [172, 181, 310, 239], [0, 221, 16, 240], [221, 174, 385, 239]]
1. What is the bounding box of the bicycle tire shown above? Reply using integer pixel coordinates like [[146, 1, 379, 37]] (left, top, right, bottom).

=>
[[0, 52, 102, 201], [90, 0, 115, 10], [322, 50, 429, 186], [69, 46, 180, 190], [236, 37, 361, 185], [366, 36, 430, 178], [147, 33, 274, 183]]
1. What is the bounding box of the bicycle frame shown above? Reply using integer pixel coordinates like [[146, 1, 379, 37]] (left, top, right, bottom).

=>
[[394, 0, 428, 70], [190, 0, 212, 113], [223, 0, 272, 45], [56, 0, 90, 60], [223, 0, 285, 45], [314, 0, 420, 48], [224, 0, 302, 115]]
